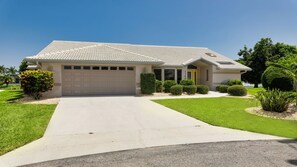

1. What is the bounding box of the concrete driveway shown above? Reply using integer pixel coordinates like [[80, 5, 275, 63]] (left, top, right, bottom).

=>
[[0, 96, 283, 167]]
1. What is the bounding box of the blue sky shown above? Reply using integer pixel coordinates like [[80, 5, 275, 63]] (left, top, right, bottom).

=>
[[0, 0, 297, 68]]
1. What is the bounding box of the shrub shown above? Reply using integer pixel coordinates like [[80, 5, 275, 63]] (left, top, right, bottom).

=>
[[216, 85, 229, 93], [227, 79, 243, 86], [262, 66, 294, 91], [164, 80, 177, 93], [227, 85, 247, 96], [19, 70, 54, 99], [0, 81, 3, 86], [155, 80, 163, 92], [180, 79, 194, 86], [183, 85, 197, 95], [170, 85, 183, 95], [140, 73, 156, 94], [196, 85, 209, 94], [256, 89, 295, 112]]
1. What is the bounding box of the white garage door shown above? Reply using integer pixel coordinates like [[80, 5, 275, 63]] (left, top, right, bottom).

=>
[[62, 65, 136, 96]]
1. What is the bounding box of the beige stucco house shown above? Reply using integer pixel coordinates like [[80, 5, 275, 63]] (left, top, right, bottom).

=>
[[25, 40, 251, 97]]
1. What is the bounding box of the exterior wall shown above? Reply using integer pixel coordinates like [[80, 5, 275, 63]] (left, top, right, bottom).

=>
[[40, 62, 151, 97], [41, 63, 62, 97], [199, 65, 213, 89], [212, 66, 241, 90]]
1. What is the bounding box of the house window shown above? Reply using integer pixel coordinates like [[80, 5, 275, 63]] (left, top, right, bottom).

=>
[[177, 69, 182, 83], [83, 66, 91, 70], [101, 66, 108, 70], [92, 66, 100, 70], [73, 66, 81, 70], [154, 69, 162, 80], [64, 66, 72, 70], [119, 67, 126, 70], [206, 69, 209, 81], [187, 72, 191, 79], [127, 67, 134, 71], [110, 67, 117, 70], [164, 69, 175, 80]]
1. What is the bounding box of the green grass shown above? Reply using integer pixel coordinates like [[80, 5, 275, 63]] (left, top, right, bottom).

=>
[[0, 84, 21, 90], [154, 98, 297, 139], [247, 87, 265, 96], [0, 90, 56, 155]]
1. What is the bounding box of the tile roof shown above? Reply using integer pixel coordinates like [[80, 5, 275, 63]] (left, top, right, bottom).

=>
[[26, 40, 251, 70]]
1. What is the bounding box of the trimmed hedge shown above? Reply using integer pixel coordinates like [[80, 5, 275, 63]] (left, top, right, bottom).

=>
[[196, 85, 209, 94], [216, 85, 229, 93], [19, 70, 54, 99], [170, 85, 183, 95], [164, 80, 177, 93], [227, 79, 242, 86], [155, 80, 163, 92], [262, 66, 294, 92], [180, 79, 194, 86], [184, 85, 197, 95], [227, 85, 247, 96], [140, 73, 156, 94]]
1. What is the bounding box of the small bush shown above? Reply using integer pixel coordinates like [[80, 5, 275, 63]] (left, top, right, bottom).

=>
[[141, 73, 156, 94], [196, 85, 209, 94], [183, 85, 197, 95], [19, 70, 54, 99], [227, 85, 247, 96], [155, 80, 163, 92], [170, 85, 183, 95], [164, 80, 177, 93], [262, 66, 294, 91], [0, 81, 3, 86], [227, 80, 243, 86], [216, 85, 229, 93], [256, 89, 295, 112], [180, 79, 194, 86]]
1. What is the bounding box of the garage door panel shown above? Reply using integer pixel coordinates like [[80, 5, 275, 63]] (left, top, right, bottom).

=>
[[62, 66, 135, 96]]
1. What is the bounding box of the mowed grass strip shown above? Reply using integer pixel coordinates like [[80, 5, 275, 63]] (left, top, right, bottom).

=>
[[154, 97, 297, 139], [0, 90, 56, 155]]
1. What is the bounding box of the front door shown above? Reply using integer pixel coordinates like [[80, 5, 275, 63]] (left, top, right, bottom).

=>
[[187, 70, 199, 85]]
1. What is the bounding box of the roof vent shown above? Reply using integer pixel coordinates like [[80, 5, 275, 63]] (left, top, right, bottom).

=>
[[205, 53, 216, 57], [216, 61, 234, 65]]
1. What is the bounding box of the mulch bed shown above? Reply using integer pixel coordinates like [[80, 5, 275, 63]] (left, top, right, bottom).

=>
[[246, 104, 297, 121]]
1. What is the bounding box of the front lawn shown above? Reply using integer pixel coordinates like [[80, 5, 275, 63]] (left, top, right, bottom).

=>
[[154, 98, 297, 138], [247, 87, 265, 96], [0, 84, 21, 90], [0, 90, 56, 155]]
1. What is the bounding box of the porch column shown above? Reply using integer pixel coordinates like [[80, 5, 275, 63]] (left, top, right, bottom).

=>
[[174, 69, 177, 82], [161, 68, 165, 81]]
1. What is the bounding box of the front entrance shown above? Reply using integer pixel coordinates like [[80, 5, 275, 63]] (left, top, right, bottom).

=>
[[187, 70, 199, 85]]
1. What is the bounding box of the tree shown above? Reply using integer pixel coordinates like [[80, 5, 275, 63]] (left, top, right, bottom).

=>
[[0, 65, 17, 86], [7, 67, 17, 75], [19, 60, 28, 73], [237, 38, 297, 88], [268, 56, 297, 103]]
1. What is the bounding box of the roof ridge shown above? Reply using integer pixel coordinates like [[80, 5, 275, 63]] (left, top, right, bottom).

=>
[[50, 40, 208, 49], [103, 44, 164, 62], [36, 44, 101, 57]]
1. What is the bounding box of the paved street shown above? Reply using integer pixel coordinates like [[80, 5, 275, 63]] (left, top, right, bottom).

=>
[[25, 140, 297, 167]]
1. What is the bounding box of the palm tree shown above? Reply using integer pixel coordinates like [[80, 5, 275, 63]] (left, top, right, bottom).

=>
[[7, 67, 17, 75], [0, 65, 5, 75]]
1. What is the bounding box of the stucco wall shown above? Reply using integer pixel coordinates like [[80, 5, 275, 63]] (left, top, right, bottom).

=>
[[40, 63, 151, 97], [212, 67, 241, 90]]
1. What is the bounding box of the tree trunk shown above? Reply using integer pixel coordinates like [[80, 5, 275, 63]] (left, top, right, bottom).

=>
[[5, 82, 8, 87], [254, 82, 259, 88]]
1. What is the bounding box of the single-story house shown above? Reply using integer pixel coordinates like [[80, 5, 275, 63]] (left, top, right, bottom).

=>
[[25, 40, 251, 96]]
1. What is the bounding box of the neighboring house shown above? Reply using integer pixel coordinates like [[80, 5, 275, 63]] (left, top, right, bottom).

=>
[[25, 40, 251, 96]]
